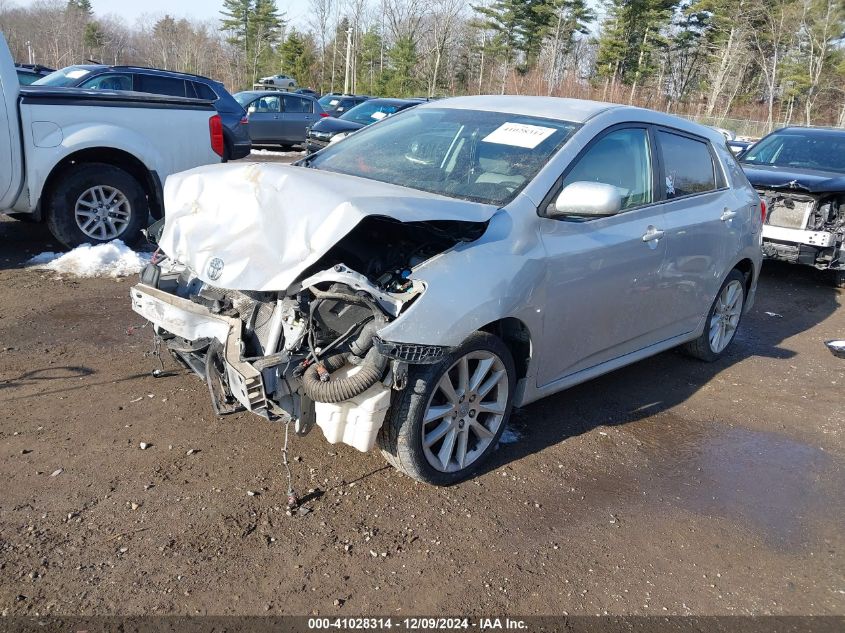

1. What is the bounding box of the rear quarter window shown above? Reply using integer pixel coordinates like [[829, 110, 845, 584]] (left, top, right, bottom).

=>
[[656, 130, 718, 198]]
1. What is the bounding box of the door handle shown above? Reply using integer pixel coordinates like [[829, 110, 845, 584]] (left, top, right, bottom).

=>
[[721, 209, 737, 222], [642, 226, 665, 242]]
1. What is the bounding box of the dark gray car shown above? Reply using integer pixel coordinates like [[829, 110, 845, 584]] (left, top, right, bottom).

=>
[[234, 91, 327, 147], [34, 65, 251, 160]]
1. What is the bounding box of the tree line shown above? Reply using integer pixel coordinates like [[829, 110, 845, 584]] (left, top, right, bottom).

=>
[[1, 0, 843, 130]]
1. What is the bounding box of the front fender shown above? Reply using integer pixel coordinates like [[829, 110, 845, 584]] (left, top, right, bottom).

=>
[[377, 205, 547, 347]]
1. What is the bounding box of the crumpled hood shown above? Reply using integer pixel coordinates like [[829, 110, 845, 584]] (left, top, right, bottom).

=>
[[158, 162, 497, 291], [741, 164, 845, 194]]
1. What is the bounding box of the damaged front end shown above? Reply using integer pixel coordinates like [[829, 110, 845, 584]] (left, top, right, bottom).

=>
[[759, 185, 845, 273], [131, 215, 481, 452]]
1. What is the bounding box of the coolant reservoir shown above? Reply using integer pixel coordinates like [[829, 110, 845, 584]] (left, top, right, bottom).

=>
[[314, 365, 391, 452]]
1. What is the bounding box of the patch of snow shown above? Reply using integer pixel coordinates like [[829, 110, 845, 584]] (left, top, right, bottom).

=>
[[28, 240, 150, 278], [499, 426, 521, 444], [250, 148, 305, 157]]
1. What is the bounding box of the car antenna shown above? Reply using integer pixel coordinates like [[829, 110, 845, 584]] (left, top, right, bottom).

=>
[[86, 58, 102, 64]]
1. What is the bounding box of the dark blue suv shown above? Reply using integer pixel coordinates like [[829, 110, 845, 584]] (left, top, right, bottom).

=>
[[34, 65, 251, 160]]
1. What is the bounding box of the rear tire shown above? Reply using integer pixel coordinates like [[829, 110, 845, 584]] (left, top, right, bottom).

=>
[[681, 269, 746, 362], [46, 163, 147, 249], [830, 269, 845, 289], [377, 331, 515, 486]]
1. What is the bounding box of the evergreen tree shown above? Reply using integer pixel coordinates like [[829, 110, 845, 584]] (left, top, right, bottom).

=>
[[220, 0, 284, 85], [279, 30, 315, 88], [596, 0, 676, 84], [474, 0, 556, 72]]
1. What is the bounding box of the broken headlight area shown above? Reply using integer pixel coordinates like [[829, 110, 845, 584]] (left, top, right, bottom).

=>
[[129, 217, 480, 451], [760, 189, 845, 271]]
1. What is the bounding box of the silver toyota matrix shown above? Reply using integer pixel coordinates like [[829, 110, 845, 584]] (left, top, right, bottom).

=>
[[131, 96, 763, 485]]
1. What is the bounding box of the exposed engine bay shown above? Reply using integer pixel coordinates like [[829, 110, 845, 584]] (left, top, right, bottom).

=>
[[759, 188, 844, 272], [131, 215, 485, 451]]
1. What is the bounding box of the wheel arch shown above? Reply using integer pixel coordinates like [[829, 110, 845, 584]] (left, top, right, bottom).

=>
[[479, 317, 532, 383], [39, 147, 163, 221], [732, 257, 756, 297]]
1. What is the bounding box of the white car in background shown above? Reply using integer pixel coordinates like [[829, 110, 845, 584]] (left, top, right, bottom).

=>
[[259, 74, 297, 89]]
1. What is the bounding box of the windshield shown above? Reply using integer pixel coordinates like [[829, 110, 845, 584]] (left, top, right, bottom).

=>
[[33, 66, 94, 86], [308, 108, 578, 205], [340, 101, 407, 125], [233, 92, 258, 107], [741, 130, 845, 174]]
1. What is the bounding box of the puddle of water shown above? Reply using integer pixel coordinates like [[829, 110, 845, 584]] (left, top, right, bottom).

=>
[[627, 416, 843, 548]]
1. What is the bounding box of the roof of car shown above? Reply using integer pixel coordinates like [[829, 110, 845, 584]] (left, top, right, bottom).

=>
[[76, 64, 218, 83], [365, 97, 425, 106], [418, 95, 620, 123], [773, 126, 845, 136], [236, 90, 316, 99]]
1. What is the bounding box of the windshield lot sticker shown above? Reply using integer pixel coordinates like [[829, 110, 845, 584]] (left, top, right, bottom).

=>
[[371, 111, 388, 120], [482, 122, 556, 148]]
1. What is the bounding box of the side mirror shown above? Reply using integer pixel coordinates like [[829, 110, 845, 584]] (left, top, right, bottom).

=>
[[550, 181, 622, 218]]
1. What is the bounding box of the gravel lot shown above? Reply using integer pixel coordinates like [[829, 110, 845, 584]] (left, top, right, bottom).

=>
[[0, 150, 843, 617]]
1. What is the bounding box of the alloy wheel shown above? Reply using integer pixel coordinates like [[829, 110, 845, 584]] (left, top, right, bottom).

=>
[[709, 279, 744, 354], [74, 185, 132, 241], [421, 350, 509, 473]]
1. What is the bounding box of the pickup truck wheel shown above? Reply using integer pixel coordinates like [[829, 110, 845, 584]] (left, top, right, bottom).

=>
[[377, 332, 515, 486], [46, 163, 147, 248], [681, 269, 746, 362]]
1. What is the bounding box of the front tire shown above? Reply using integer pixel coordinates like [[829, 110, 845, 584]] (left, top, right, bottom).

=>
[[378, 331, 515, 485], [46, 163, 147, 249], [681, 268, 746, 362]]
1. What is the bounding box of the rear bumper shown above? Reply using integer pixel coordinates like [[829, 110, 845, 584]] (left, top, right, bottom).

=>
[[230, 141, 252, 160]]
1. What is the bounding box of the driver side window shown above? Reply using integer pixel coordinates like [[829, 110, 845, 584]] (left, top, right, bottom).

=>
[[550, 128, 654, 215]]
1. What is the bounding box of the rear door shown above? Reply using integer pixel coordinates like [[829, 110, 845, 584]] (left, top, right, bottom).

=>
[[246, 95, 282, 142], [655, 128, 743, 335], [0, 33, 22, 207], [281, 94, 318, 142]]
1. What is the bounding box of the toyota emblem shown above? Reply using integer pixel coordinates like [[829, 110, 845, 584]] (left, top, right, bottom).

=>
[[207, 257, 224, 280]]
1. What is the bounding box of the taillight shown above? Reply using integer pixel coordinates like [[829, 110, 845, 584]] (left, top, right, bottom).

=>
[[240, 115, 249, 125], [760, 198, 767, 223], [209, 114, 225, 157], [319, 112, 329, 117]]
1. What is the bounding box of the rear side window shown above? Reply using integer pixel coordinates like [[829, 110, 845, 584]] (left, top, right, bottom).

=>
[[284, 95, 312, 113], [193, 82, 218, 101], [136, 74, 187, 98], [657, 131, 717, 198]]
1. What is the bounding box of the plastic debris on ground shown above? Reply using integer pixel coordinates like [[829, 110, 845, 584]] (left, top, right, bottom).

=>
[[28, 240, 151, 278], [250, 148, 306, 157]]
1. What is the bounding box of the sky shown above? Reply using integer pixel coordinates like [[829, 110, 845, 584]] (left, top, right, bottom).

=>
[[11, 0, 312, 27]]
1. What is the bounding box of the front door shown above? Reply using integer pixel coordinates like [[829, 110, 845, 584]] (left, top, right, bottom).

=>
[[537, 126, 672, 386]]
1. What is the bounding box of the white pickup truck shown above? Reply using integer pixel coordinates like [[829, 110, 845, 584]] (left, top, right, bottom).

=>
[[0, 33, 223, 247]]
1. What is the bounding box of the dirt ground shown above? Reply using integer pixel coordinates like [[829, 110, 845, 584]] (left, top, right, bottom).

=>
[[0, 151, 843, 617]]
